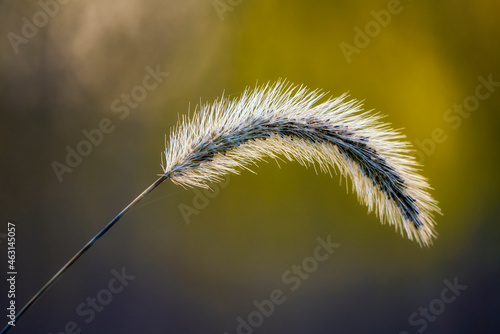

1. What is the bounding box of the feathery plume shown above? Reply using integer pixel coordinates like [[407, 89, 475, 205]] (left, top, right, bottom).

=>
[[163, 81, 441, 246]]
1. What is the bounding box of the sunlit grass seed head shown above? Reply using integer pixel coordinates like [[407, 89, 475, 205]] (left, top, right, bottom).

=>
[[163, 81, 441, 247]]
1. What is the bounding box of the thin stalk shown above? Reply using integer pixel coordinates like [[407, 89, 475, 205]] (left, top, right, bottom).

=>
[[1, 175, 169, 334]]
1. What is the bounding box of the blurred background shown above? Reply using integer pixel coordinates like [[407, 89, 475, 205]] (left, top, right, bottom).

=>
[[1, 0, 499, 333]]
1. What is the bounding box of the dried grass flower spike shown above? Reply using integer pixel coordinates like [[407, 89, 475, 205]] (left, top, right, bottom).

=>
[[1, 80, 440, 333]]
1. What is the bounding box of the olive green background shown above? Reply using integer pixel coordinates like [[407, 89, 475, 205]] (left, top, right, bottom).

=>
[[1, 0, 499, 333]]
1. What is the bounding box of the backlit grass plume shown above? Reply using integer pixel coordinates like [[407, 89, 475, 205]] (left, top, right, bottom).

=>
[[163, 81, 440, 246], [1, 81, 440, 333]]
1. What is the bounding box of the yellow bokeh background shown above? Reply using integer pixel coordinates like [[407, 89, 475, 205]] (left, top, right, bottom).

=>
[[1, 0, 499, 332]]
